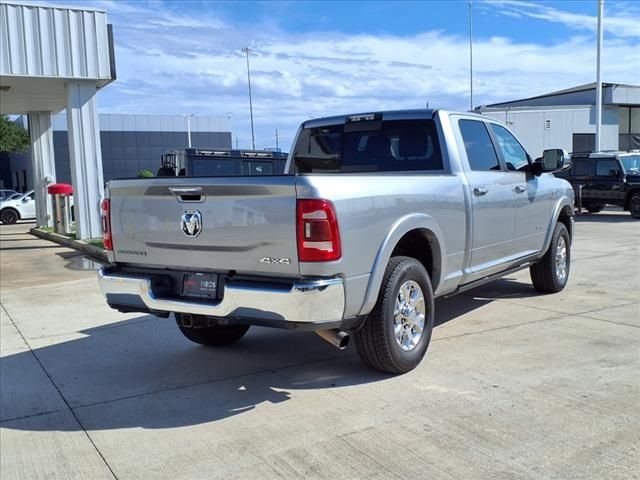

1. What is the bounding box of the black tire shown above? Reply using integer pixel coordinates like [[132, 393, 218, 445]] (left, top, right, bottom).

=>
[[530, 223, 571, 293], [585, 204, 605, 213], [0, 209, 19, 225], [175, 314, 249, 346], [353, 256, 435, 374], [629, 193, 640, 219]]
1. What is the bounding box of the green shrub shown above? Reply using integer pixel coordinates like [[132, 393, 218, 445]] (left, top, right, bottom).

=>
[[137, 169, 154, 178]]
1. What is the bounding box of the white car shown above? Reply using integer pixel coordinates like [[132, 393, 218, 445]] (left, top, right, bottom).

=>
[[0, 190, 36, 224]]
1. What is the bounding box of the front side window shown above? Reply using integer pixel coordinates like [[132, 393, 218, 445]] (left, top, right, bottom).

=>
[[595, 159, 619, 177], [489, 124, 529, 171], [459, 120, 501, 171]]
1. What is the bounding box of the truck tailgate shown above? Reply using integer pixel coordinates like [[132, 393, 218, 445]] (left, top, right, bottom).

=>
[[108, 176, 299, 276]]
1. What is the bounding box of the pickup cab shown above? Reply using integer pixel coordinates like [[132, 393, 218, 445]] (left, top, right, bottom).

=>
[[98, 110, 575, 373]]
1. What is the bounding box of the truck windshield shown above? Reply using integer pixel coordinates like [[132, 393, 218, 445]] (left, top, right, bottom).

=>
[[620, 155, 640, 174], [293, 120, 443, 173]]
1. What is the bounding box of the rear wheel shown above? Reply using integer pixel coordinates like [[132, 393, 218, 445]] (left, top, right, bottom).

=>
[[0, 209, 19, 225], [175, 313, 249, 346], [629, 193, 640, 219], [353, 256, 434, 374], [585, 204, 604, 213], [530, 222, 571, 293]]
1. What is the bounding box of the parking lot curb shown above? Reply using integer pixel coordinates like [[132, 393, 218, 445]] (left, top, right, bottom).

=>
[[30, 228, 108, 263]]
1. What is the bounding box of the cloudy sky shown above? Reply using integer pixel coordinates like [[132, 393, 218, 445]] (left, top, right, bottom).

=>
[[49, 0, 639, 150]]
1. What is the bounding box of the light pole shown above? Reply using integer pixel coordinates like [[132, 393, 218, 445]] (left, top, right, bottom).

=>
[[595, 0, 604, 152], [185, 114, 193, 148], [468, 0, 474, 111], [242, 47, 256, 150]]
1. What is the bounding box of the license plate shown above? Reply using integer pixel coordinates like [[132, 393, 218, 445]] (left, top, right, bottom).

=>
[[181, 273, 219, 300]]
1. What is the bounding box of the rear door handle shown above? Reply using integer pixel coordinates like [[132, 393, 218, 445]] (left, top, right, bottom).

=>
[[514, 185, 527, 194], [473, 187, 489, 196]]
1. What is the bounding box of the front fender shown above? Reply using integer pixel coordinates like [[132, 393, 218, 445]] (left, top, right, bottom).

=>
[[358, 213, 445, 316], [539, 196, 574, 258]]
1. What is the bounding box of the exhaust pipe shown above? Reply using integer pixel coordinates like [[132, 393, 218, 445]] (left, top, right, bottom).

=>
[[315, 329, 350, 350]]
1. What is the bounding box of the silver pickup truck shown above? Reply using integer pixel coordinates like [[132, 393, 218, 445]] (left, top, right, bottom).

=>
[[98, 110, 574, 373]]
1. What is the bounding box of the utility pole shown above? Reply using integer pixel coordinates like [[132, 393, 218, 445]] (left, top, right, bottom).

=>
[[595, 0, 604, 152], [242, 47, 256, 150], [469, 0, 474, 111], [275, 129, 279, 151]]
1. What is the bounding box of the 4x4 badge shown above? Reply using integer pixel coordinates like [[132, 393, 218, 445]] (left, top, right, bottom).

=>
[[260, 257, 291, 265], [181, 210, 202, 237]]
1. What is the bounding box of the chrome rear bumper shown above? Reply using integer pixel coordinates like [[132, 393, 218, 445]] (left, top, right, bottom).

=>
[[98, 267, 345, 324]]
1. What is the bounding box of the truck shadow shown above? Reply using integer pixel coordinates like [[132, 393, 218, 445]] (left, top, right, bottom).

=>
[[575, 212, 634, 223], [1, 283, 518, 432]]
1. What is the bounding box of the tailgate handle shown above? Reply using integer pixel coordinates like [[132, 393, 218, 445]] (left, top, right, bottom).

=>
[[169, 187, 203, 202]]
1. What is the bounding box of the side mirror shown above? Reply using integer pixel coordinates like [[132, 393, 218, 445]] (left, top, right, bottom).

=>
[[542, 148, 571, 170], [608, 169, 619, 177], [531, 149, 572, 176], [21, 198, 29, 203]]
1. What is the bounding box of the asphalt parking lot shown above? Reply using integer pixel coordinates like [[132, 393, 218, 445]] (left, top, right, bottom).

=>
[[1, 213, 638, 480]]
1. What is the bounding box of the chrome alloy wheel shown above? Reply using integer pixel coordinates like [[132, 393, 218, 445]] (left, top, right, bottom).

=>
[[393, 280, 426, 351], [555, 236, 568, 283]]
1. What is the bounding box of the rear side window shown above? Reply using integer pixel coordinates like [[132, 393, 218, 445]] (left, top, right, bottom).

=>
[[246, 161, 274, 175], [573, 159, 595, 176], [459, 120, 501, 171], [293, 120, 443, 173], [489, 124, 529, 171], [189, 159, 237, 176]]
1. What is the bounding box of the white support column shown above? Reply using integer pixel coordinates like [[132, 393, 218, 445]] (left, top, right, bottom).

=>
[[28, 113, 56, 227], [66, 81, 104, 240]]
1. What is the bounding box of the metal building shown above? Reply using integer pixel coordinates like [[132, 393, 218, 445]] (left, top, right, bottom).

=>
[[4, 114, 232, 189], [1, 1, 115, 238], [478, 83, 640, 159]]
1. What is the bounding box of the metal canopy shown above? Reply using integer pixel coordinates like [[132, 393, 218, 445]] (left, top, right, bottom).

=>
[[0, 1, 115, 239]]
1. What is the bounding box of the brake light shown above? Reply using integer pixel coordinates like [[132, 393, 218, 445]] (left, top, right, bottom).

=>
[[101, 199, 113, 251], [297, 199, 341, 262]]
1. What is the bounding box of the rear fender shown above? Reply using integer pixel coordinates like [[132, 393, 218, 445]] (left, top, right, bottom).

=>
[[358, 213, 444, 316]]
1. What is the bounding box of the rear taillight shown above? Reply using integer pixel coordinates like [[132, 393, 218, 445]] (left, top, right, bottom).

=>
[[101, 199, 113, 251], [297, 199, 341, 262]]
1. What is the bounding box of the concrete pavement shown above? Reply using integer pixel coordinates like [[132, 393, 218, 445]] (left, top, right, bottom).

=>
[[1, 214, 638, 479]]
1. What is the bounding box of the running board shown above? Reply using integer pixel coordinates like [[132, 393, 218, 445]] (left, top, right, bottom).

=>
[[446, 262, 535, 297]]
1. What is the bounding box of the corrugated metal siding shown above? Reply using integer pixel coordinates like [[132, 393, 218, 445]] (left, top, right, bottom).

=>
[[481, 106, 619, 157], [0, 2, 111, 80]]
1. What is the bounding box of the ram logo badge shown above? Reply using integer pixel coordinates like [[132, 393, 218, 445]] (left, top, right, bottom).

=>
[[260, 257, 292, 265], [181, 210, 202, 237]]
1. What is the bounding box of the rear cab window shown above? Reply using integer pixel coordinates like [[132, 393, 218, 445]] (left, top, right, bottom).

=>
[[292, 118, 444, 173]]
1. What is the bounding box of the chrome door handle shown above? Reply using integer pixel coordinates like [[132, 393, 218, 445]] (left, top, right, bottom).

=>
[[473, 187, 489, 196], [514, 185, 527, 194]]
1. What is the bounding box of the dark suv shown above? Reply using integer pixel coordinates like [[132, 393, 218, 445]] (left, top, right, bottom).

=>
[[555, 151, 640, 218]]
